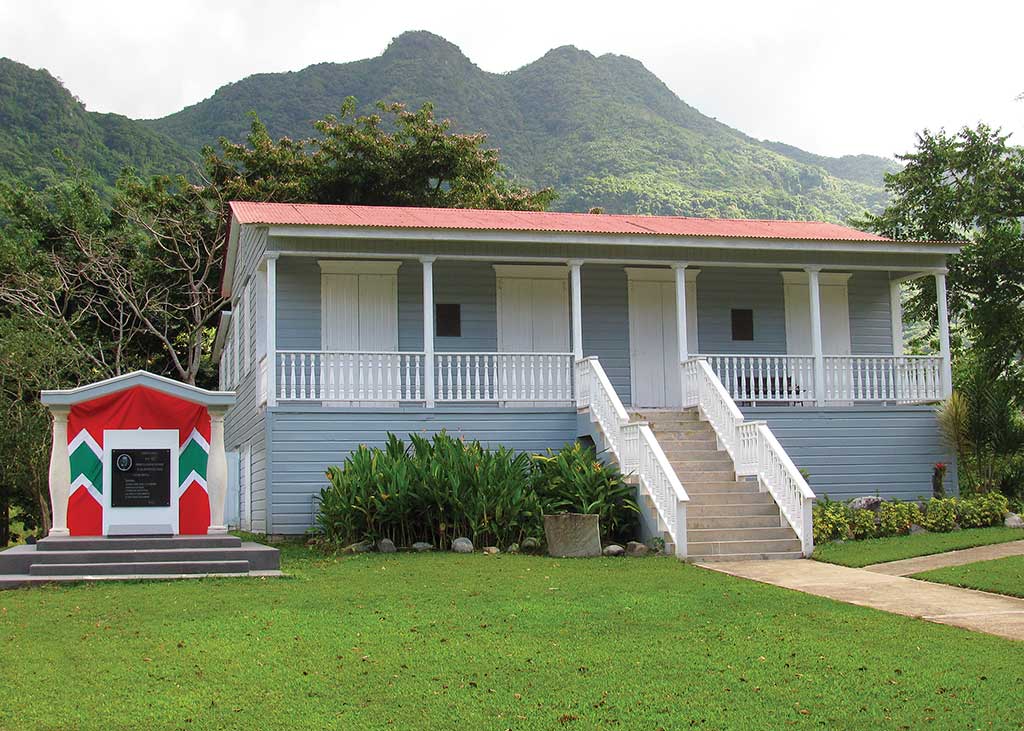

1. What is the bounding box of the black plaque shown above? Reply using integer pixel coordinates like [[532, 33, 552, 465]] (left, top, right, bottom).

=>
[[111, 448, 171, 508]]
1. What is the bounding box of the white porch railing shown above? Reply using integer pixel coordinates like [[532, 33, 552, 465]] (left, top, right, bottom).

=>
[[823, 355, 942, 403], [275, 350, 574, 403], [435, 352, 574, 403], [704, 353, 944, 404], [277, 351, 426, 402], [683, 358, 815, 555], [704, 355, 816, 403], [576, 357, 690, 559]]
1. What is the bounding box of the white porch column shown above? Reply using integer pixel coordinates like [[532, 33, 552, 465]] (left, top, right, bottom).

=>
[[569, 260, 584, 362], [265, 255, 277, 407], [672, 263, 690, 365], [935, 270, 953, 398], [207, 407, 229, 535], [889, 277, 904, 356], [47, 407, 71, 537], [806, 267, 826, 406], [422, 256, 436, 407]]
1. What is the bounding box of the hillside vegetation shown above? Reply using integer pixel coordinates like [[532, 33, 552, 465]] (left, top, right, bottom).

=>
[[0, 58, 195, 192], [2, 32, 897, 220]]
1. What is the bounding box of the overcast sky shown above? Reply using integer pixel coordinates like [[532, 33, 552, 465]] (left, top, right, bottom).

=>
[[1, 0, 1021, 159]]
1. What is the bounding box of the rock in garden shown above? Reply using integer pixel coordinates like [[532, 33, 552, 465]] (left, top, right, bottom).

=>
[[452, 537, 474, 553], [909, 524, 926, 535], [848, 496, 883, 513], [544, 513, 602, 557], [342, 540, 374, 554], [411, 541, 434, 552], [602, 544, 625, 556], [1005, 513, 1024, 529], [520, 537, 541, 553], [625, 541, 649, 557], [377, 538, 397, 553], [505, 543, 520, 554], [483, 546, 500, 555]]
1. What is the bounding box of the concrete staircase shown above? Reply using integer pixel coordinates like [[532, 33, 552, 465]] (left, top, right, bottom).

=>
[[632, 409, 803, 561], [0, 535, 281, 589]]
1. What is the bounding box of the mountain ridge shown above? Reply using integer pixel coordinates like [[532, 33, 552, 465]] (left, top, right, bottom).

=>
[[1, 31, 896, 221]]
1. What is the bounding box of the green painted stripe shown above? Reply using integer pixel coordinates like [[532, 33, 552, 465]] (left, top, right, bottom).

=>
[[70, 442, 103, 494], [178, 439, 209, 481]]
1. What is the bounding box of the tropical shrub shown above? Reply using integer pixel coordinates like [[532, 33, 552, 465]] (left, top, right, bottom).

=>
[[812, 497, 851, 543], [878, 500, 923, 536], [921, 498, 957, 533], [531, 442, 638, 542], [938, 358, 1024, 496], [972, 492, 1009, 527], [848, 509, 879, 540], [315, 434, 637, 549]]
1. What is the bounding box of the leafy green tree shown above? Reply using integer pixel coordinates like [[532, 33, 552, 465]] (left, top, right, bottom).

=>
[[860, 125, 1024, 384], [204, 98, 555, 211]]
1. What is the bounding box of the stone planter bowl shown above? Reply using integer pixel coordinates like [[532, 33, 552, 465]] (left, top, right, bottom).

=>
[[543, 513, 601, 557]]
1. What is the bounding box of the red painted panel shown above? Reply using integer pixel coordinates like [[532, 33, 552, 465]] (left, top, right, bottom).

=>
[[69, 384, 210, 448], [178, 482, 210, 535], [68, 487, 102, 536]]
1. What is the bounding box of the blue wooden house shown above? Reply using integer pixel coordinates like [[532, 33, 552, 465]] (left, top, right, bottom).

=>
[[214, 202, 959, 560]]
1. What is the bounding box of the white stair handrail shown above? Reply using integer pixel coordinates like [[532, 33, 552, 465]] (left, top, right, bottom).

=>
[[683, 357, 816, 555], [576, 357, 690, 558]]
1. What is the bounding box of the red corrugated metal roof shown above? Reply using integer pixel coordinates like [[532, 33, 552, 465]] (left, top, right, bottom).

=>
[[228, 201, 893, 242]]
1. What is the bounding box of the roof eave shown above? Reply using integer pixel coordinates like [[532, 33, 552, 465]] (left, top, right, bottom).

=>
[[264, 223, 963, 256], [41, 371, 236, 408]]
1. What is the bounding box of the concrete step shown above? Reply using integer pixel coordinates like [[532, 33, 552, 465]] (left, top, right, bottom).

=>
[[674, 469, 736, 482], [633, 410, 700, 422], [659, 442, 724, 452], [682, 481, 757, 493], [687, 501, 781, 516], [29, 560, 252, 577], [669, 456, 734, 469], [687, 514, 782, 529], [688, 526, 796, 542], [692, 551, 804, 562], [35, 535, 243, 552], [687, 537, 803, 556], [686, 491, 776, 505], [652, 425, 715, 438]]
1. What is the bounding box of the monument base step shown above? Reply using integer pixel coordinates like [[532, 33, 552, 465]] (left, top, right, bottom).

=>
[[0, 534, 281, 589], [0, 569, 282, 590]]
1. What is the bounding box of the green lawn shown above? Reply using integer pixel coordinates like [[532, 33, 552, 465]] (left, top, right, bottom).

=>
[[1, 546, 1023, 730], [812, 527, 1024, 568], [913, 555, 1024, 599]]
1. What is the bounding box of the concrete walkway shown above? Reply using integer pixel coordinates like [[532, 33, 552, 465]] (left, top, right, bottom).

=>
[[862, 539, 1024, 576], [702, 559, 1024, 641]]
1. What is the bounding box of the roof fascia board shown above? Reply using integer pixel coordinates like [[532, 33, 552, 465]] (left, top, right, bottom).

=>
[[265, 224, 961, 256], [221, 214, 242, 298]]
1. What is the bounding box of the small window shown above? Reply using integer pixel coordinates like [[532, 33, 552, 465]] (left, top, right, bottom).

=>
[[731, 309, 754, 341], [435, 303, 462, 337]]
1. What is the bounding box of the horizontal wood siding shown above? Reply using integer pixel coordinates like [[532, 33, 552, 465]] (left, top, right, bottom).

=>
[[398, 260, 498, 352], [276, 257, 321, 350], [696, 268, 788, 354], [581, 265, 631, 405], [849, 271, 894, 354], [267, 407, 579, 534], [743, 406, 957, 502], [224, 267, 268, 533]]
